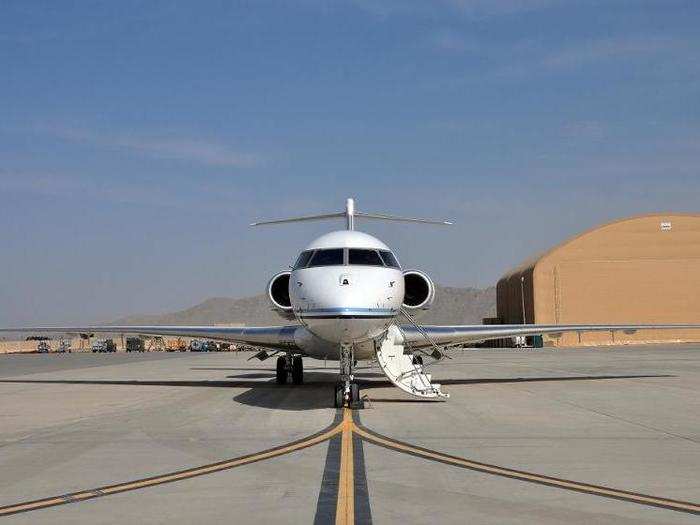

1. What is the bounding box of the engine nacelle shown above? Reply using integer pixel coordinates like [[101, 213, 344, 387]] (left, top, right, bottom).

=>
[[267, 271, 295, 319], [402, 270, 435, 310]]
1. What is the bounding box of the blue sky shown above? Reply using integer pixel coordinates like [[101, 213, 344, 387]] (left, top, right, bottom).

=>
[[1, 0, 699, 324]]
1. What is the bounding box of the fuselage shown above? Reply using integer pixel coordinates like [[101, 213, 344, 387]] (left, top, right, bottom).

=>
[[288, 230, 405, 359]]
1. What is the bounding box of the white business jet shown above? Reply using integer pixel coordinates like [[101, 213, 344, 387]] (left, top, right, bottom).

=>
[[3, 198, 700, 408]]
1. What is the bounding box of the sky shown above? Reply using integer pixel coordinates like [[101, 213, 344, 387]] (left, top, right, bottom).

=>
[[1, 0, 699, 324]]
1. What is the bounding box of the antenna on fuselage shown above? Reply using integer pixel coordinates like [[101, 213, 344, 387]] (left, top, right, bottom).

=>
[[250, 198, 453, 230]]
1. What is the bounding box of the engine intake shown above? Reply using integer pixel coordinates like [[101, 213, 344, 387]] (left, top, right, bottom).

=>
[[267, 271, 294, 318], [402, 270, 435, 310]]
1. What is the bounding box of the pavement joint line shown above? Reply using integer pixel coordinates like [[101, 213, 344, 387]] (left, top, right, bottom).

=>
[[352, 422, 700, 516]]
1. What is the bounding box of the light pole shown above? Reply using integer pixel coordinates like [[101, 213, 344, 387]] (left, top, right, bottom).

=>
[[520, 276, 527, 324]]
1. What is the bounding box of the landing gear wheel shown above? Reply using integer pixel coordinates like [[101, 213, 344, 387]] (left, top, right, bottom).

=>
[[292, 355, 303, 384], [334, 384, 344, 408], [276, 356, 287, 385], [412, 355, 423, 366], [349, 383, 361, 408]]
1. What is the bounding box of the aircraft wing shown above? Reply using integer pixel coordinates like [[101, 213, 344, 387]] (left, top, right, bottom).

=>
[[400, 323, 700, 348], [0, 325, 300, 351]]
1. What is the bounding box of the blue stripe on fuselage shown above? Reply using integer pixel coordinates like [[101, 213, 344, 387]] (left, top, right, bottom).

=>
[[298, 307, 397, 319]]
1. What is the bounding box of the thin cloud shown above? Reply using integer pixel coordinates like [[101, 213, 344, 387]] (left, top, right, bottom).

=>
[[542, 36, 683, 69], [0, 170, 258, 216], [445, 0, 563, 17], [429, 29, 479, 53], [36, 124, 260, 168], [561, 120, 607, 141], [1, 171, 187, 210], [346, 0, 564, 18], [489, 35, 690, 81]]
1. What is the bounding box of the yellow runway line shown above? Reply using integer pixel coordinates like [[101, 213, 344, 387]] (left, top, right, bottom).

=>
[[335, 408, 355, 525], [0, 421, 343, 517], [353, 425, 700, 515]]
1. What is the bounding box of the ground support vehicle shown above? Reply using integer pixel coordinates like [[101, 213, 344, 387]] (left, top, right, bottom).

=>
[[126, 337, 145, 352]]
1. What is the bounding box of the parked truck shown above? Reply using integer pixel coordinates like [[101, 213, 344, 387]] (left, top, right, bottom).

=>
[[92, 338, 117, 353], [189, 340, 204, 352], [166, 338, 187, 352], [126, 337, 145, 352]]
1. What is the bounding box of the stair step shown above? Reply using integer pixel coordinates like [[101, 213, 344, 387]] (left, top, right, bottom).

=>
[[375, 326, 449, 400]]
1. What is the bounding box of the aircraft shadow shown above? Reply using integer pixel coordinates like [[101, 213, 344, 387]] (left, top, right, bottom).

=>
[[190, 366, 333, 372], [0, 374, 674, 410], [356, 374, 675, 390]]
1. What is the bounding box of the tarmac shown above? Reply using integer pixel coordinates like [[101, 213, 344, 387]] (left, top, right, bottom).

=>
[[0, 344, 698, 524]]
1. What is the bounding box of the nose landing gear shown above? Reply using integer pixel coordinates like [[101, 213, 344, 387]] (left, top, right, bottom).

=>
[[334, 344, 363, 408], [333, 383, 361, 408]]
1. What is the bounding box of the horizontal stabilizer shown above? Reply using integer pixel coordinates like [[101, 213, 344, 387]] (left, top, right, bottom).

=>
[[250, 212, 344, 227], [250, 198, 452, 231], [355, 212, 452, 225]]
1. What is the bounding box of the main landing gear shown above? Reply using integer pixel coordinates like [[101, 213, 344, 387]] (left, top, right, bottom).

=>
[[334, 343, 362, 409], [276, 353, 304, 385]]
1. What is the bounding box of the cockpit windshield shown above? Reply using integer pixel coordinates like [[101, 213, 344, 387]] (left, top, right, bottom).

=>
[[293, 250, 314, 269], [378, 250, 400, 269], [307, 248, 344, 267], [293, 248, 401, 269], [348, 249, 383, 266]]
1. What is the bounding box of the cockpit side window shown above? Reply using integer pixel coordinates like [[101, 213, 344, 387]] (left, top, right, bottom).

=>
[[378, 250, 401, 269], [307, 248, 344, 267], [348, 249, 384, 266], [293, 250, 314, 269]]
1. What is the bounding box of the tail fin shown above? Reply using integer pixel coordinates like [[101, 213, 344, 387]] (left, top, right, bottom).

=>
[[251, 198, 453, 230]]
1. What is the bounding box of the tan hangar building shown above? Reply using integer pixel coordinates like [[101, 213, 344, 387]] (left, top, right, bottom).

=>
[[496, 213, 700, 347]]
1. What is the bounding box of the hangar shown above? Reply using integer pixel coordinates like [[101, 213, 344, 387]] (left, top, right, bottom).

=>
[[497, 213, 700, 347]]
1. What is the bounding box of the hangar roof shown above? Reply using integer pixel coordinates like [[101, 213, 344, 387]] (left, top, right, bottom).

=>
[[500, 212, 700, 282]]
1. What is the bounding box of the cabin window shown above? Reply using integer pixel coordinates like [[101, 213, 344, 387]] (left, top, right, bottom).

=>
[[293, 250, 314, 269], [307, 248, 344, 267], [378, 250, 401, 269], [348, 249, 384, 266]]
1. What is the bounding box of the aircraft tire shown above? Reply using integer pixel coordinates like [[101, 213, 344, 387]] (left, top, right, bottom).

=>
[[292, 355, 303, 384], [276, 356, 287, 385], [350, 383, 360, 406], [412, 355, 423, 366], [334, 385, 344, 408]]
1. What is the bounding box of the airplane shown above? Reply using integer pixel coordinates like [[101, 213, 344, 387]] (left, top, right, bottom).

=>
[[3, 198, 700, 408]]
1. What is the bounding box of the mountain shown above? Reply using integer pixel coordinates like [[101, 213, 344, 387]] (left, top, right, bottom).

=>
[[419, 286, 496, 325], [112, 286, 496, 326]]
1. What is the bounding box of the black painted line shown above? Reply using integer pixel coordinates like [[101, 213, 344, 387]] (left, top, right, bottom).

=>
[[314, 435, 342, 525], [354, 422, 700, 516], [313, 408, 347, 524], [352, 433, 372, 524], [352, 408, 372, 524]]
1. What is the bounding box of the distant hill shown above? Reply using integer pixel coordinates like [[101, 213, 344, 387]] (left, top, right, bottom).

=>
[[112, 285, 496, 326], [420, 286, 496, 325]]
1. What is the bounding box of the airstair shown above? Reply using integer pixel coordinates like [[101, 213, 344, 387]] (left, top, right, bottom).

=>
[[375, 324, 449, 399]]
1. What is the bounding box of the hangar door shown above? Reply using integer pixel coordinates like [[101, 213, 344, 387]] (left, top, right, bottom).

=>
[[552, 259, 700, 345]]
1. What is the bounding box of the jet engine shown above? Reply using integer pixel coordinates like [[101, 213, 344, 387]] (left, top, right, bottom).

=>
[[267, 271, 295, 319], [402, 270, 435, 310]]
